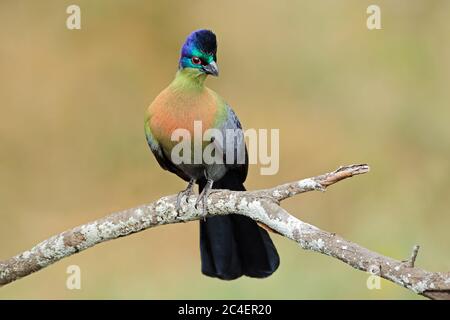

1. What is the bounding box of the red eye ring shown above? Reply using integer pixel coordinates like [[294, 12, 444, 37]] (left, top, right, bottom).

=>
[[191, 57, 202, 65]]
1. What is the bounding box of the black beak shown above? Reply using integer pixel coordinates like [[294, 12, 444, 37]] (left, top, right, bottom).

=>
[[202, 61, 219, 76]]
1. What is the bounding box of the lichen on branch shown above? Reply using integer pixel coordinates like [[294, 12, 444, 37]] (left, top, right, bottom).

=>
[[1, 164, 449, 300]]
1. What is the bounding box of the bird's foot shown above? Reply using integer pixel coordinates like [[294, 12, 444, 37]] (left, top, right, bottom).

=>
[[195, 179, 214, 217], [176, 179, 195, 212]]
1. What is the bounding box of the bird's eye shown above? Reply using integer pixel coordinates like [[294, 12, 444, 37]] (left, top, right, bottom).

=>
[[191, 57, 202, 65]]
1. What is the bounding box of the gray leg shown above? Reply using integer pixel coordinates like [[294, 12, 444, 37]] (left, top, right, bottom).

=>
[[176, 179, 195, 212], [195, 178, 214, 214]]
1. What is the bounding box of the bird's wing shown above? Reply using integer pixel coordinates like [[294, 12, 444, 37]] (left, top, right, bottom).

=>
[[217, 104, 248, 183], [145, 119, 191, 182]]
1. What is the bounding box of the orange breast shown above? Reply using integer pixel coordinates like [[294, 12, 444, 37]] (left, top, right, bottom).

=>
[[147, 87, 218, 148]]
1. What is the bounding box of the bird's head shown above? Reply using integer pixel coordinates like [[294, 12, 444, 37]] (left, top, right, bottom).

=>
[[179, 29, 219, 77]]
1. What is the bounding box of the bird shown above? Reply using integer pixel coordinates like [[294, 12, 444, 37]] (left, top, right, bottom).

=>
[[144, 29, 279, 280]]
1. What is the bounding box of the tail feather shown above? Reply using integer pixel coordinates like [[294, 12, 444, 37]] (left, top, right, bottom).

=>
[[199, 172, 280, 280]]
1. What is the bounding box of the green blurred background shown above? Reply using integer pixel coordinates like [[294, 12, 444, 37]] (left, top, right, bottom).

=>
[[0, 0, 449, 299]]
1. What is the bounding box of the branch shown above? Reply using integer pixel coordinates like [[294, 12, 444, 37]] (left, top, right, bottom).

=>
[[1, 164, 449, 299]]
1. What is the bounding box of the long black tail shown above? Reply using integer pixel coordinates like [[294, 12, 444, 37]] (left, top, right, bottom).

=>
[[198, 172, 280, 280]]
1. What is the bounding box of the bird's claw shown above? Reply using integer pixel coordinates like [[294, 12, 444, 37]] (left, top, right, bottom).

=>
[[175, 179, 195, 213], [175, 192, 185, 212], [194, 197, 208, 219], [195, 179, 214, 217]]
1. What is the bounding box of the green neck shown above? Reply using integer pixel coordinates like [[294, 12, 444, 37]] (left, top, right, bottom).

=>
[[170, 68, 207, 92]]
